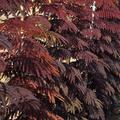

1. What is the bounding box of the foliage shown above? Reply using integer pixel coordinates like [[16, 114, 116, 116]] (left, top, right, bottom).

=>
[[0, 0, 120, 120]]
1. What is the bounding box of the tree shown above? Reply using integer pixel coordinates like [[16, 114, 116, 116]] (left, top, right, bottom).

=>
[[0, 0, 120, 120]]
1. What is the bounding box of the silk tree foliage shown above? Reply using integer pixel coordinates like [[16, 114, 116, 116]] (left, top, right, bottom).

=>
[[0, 0, 120, 120]]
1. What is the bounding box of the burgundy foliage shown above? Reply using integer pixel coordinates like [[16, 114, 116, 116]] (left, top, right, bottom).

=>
[[0, 0, 120, 120]]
